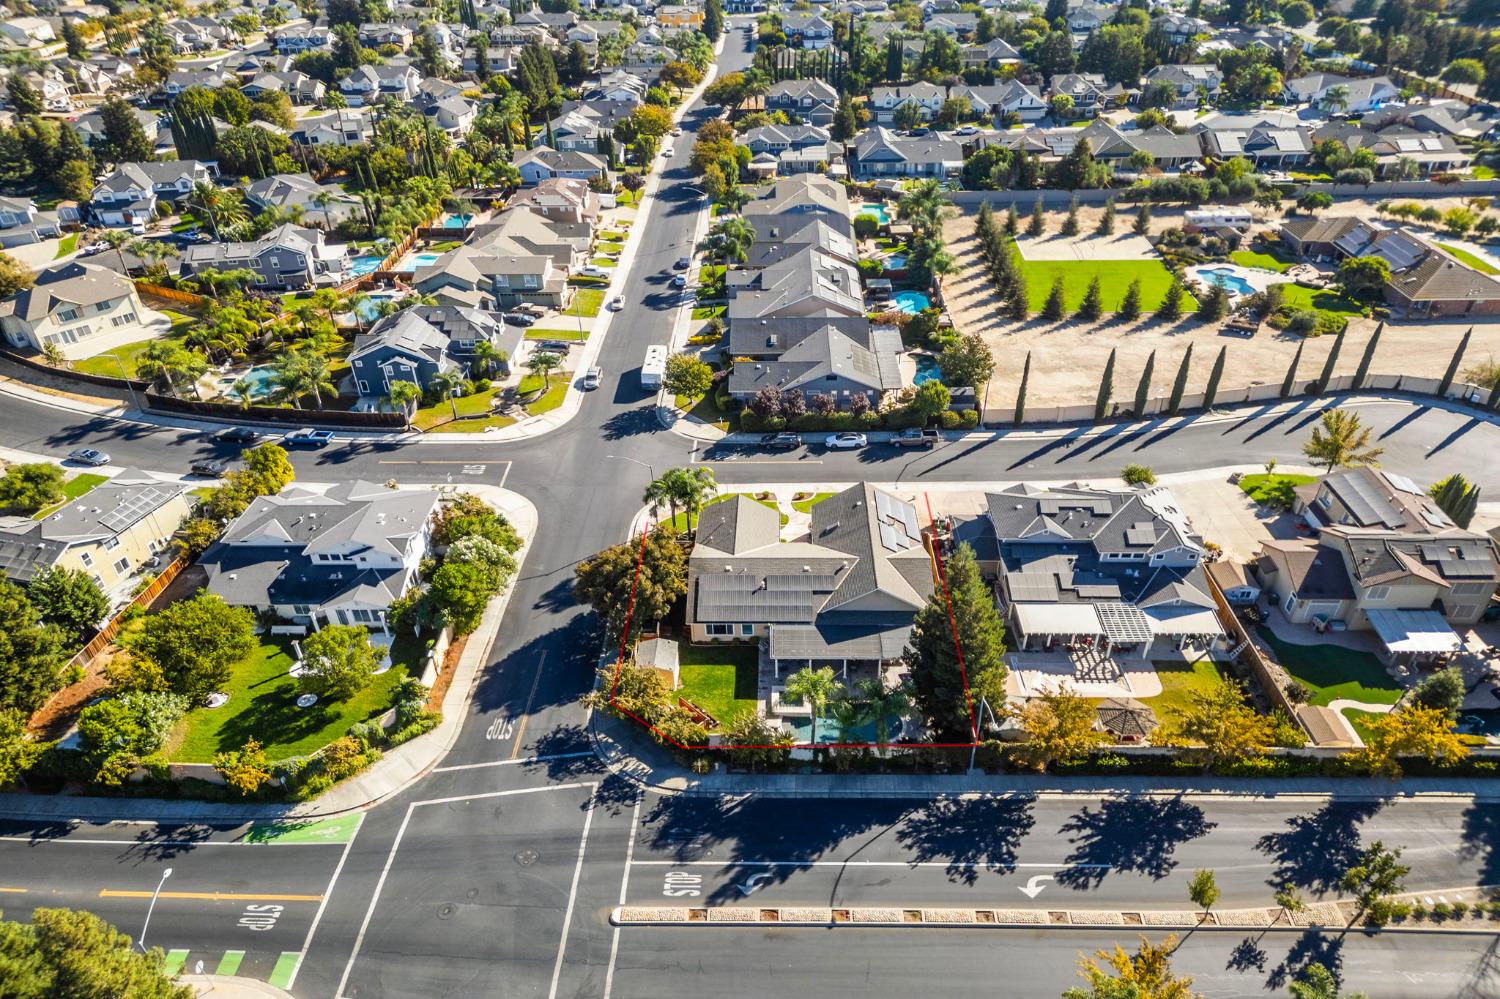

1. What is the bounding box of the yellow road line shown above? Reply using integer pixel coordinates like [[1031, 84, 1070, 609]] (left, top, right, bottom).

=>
[[0, 887, 28, 893], [99, 889, 323, 902]]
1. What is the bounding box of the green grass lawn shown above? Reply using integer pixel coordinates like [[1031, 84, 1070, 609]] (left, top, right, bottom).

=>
[[1230, 248, 1294, 273], [1437, 243, 1500, 276], [672, 390, 732, 431], [563, 288, 604, 318], [1237, 472, 1316, 509], [53, 233, 77, 259], [676, 642, 759, 726], [412, 390, 496, 431], [1255, 626, 1403, 706], [792, 491, 836, 513], [170, 636, 414, 762], [691, 306, 726, 320], [1013, 253, 1191, 313], [1341, 707, 1382, 743], [1280, 284, 1366, 317], [525, 327, 589, 341], [1135, 657, 1233, 730], [669, 493, 784, 531], [590, 257, 619, 267], [32, 472, 107, 519], [525, 372, 571, 415], [598, 239, 625, 254], [1472, 165, 1496, 180]]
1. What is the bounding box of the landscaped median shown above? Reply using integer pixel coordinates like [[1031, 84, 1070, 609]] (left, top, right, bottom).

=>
[[611, 884, 1500, 932]]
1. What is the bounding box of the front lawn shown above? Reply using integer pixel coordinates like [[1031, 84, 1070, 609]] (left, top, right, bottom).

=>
[[413, 389, 497, 430], [71, 322, 193, 378], [1437, 243, 1500, 276], [563, 288, 604, 318], [1012, 254, 1192, 313], [1255, 626, 1403, 707], [169, 635, 414, 762], [53, 233, 77, 259], [691, 306, 726, 320], [525, 327, 589, 341], [1472, 165, 1496, 180], [590, 257, 619, 267], [1230, 248, 1294, 273], [1237, 472, 1316, 510], [676, 642, 759, 726], [33, 472, 107, 519], [525, 372, 571, 415], [792, 491, 836, 513], [669, 493, 784, 531], [1280, 284, 1366, 317]]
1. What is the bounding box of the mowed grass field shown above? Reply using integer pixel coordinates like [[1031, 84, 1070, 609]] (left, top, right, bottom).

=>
[[1011, 251, 1193, 313]]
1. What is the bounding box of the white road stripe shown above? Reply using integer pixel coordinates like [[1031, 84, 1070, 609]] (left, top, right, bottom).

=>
[[430, 751, 593, 773], [548, 789, 597, 999], [603, 797, 642, 999], [285, 812, 363, 991], [628, 860, 1114, 869]]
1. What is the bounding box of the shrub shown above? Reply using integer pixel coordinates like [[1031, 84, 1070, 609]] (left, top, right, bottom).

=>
[[1433, 901, 1453, 920], [1454, 901, 1471, 917], [473, 378, 491, 392], [1121, 463, 1157, 486], [1285, 309, 1320, 336], [939, 410, 961, 430], [959, 409, 979, 429]]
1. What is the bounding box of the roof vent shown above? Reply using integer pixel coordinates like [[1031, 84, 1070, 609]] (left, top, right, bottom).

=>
[[802, 565, 811, 572]]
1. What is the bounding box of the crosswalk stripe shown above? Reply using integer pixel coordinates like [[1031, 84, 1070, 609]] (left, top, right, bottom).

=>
[[215, 951, 245, 976], [162, 950, 190, 976], [268, 952, 301, 989]]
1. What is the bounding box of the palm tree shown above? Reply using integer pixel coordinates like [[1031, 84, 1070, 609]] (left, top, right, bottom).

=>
[[664, 465, 717, 528], [643, 474, 679, 525], [188, 182, 248, 240], [896, 179, 948, 237], [99, 229, 132, 275], [431, 369, 466, 420], [785, 666, 839, 747], [383, 379, 422, 428], [1323, 84, 1350, 116], [1303, 409, 1384, 471], [705, 216, 756, 265], [272, 349, 336, 409], [855, 676, 912, 756], [525, 350, 562, 390], [137, 340, 208, 398], [231, 378, 256, 408], [471, 340, 504, 379]]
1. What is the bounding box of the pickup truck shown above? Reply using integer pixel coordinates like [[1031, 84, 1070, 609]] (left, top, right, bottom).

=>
[[282, 428, 335, 448], [892, 428, 940, 448]]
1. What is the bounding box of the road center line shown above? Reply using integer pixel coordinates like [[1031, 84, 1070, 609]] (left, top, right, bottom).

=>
[[510, 650, 549, 760], [285, 811, 363, 992], [99, 889, 323, 902], [431, 750, 594, 774], [549, 790, 597, 999], [628, 860, 1113, 869], [603, 797, 642, 999]]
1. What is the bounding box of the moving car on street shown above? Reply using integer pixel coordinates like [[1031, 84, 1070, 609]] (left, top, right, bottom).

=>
[[282, 428, 335, 448], [216, 427, 260, 444], [189, 459, 227, 477]]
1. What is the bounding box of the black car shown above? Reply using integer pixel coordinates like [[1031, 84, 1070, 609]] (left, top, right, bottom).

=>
[[189, 459, 227, 478], [217, 427, 260, 444], [761, 432, 800, 450]]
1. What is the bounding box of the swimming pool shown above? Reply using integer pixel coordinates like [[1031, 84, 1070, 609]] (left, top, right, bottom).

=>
[[913, 354, 941, 385], [1196, 266, 1255, 296], [856, 203, 890, 225], [893, 290, 930, 314], [219, 364, 278, 400], [398, 251, 443, 272], [350, 255, 384, 277], [884, 252, 909, 269], [784, 712, 905, 746], [355, 293, 401, 322], [441, 213, 473, 229]]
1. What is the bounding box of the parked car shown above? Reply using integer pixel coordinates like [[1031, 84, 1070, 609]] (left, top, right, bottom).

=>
[[189, 458, 227, 477], [516, 303, 548, 317], [80, 241, 107, 256], [892, 428, 940, 449], [216, 426, 260, 444], [582, 366, 603, 390], [578, 264, 609, 279], [503, 312, 537, 327], [67, 447, 110, 466], [761, 432, 800, 450], [662, 146, 674, 157], [671, 274, 687, 288], [129, 222, 146, 235], [609, 295, 624, 311], [282, 428, 335, 448], [672, 126, 683, 136], [824, 432, 867, 450], [954, 125, 979, 136], [674, 256, 691, 270]]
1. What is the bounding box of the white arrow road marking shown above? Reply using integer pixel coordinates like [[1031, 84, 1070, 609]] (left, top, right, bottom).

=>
[[1018, 875, 1054, 900], [736, 873, 774, 897]]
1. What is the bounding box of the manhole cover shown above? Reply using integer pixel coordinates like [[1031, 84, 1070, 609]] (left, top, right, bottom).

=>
[[515, 848, 540, 866], [437, 903, 455, 920], [465, 888, 478, 900]]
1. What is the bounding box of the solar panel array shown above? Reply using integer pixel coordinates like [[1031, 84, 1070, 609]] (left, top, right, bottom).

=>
[[1418, 543, 1496, 579], [1125, 522, 1157, 547], [1338, 472, 1406, 529], [873, 491, 920, 552], [98, 486, 173, 534], [696, 570, 834, 623]]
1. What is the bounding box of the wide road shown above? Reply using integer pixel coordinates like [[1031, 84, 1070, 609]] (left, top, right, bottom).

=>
[[5, 17, 1500, 999]]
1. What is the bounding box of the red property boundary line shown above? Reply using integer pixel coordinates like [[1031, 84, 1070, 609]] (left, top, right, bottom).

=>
[[606, 494, 980, 750]]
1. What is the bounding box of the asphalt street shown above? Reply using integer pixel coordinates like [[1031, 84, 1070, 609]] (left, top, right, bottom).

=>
[[3, 18, 1500, 998]]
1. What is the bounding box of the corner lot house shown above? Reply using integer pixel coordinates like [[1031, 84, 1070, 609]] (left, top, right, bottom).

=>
[[0, 470, 190, 598], [200, 481, 440, 630], [0, 261, 157, 360], [348, 305, 521, 396]]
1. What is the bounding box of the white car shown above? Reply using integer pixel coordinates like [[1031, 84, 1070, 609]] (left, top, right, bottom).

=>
[[672, 127, 683, 136], [578, 264, 609, 278], [954, 125, 978, 136], [582, 366, 602, 390], [80, 241, 107, 256], [609, 295, 624, 310], [824, 432, 867, 450], [662, 146, 674, 157]]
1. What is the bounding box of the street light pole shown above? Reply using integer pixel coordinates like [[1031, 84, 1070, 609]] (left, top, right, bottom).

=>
[[605, 453, 655, 481], [967, 696, 999, 773], [137, 867, 173, 952], [103, 352, 139, 411]]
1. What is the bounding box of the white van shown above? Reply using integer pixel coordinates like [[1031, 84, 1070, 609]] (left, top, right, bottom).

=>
[[641, 345, 667, 389]]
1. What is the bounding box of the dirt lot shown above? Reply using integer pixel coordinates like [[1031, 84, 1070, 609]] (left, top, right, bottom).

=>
[[939, 203, 1500, 412]]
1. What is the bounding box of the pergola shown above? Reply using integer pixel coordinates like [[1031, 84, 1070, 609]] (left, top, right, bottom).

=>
[[1367, 608, 1462, 665]]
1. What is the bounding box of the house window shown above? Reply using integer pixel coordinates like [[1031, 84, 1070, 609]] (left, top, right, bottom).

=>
[[1450, 604, 1477, 619], [1365, 585, 1390, 601], [740, 624, 754, 636], [1284, 593, 1296, 613], [57, 308, 80, 323], [79, 552, 93, 567], [523, 274, 539, 289], [113, 557, 129, 574], [705, 623, 734, 636], [292, 604, 312, 615], [1452, 582, 1488, 596], [358, 379, 370, 394], [104, 537, 120, 551]]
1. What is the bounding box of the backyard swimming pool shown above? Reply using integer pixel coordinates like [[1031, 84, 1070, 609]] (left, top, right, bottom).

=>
[[856, 203, 890, 225], [354, 293, 402, 322], [894, 290, 930, 314], [1195, 266, 1255, 296], [397, 251, 443, 272], [350, 255, 384, 277], [883, 252, 909, 269], [913, 354, 941, 385], [219, 364, 278, 400], [784, 713, 903, 746], [441, 213, 473, 229]]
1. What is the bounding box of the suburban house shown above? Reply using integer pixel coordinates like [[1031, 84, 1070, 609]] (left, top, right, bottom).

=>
[[547, 100, 635, 153], [742, 175, 853, 239], [245, 173, 363, 230], [727, 242, 865, 322], [412, 246, 569, 311], [869, 82, 945, 124], [1139, 63, 1222, 108], [358, 22, 414, 49], [1311, 121, 1471, 176], [288, 108, 376, 147], [89, 160, 213, 227], [199, 481, 440, 630], [1154, 12, 1210, 44], [851, 127, 963, 178], [468, 207, 590, 271], [0, 261, 149, 358], [656, 4, 704, 28], [416, 92, 478, 138], [514, 146, 610, 186], [0, 16, 55, 46], [977, 483, 1223, 658], [0, 196, 61, 248], [1283, 73, 1399, 113], [0, 470, 190, 598], [1076, 120, 1204, 171], [349, 305, 521, 397], [1048, 73, 1123, 117], [924, 11, 978, 38], [684, 484, 935, 679], [727, 322, 902, 405], [587, 69, 648, 104], [242, 70, 326, 106], [179, 223, 354, 290], [781, 12, 834, 48], [339, 64, 422, 106], [957, 80, 1046, 123], [506, 178, 601, 225], [1194, 117, 1313, 168], [963, 37, 1023, 69], [765, 79, 838, 126], [274, 22, 332, 53], [742, 124, 837, 176]]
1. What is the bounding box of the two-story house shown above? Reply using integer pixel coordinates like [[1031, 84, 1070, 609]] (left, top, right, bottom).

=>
[[179, 223, 352, 290], [781, 12, 834, 48], [349, 305, 522, 397], [288, 108, 376, 147], [90, 161, 213, 227], [514, 146, 610, 186], [765, 78, 838, 127], [851, 126, 962, 178], [244, 173, 363, 230], [506, 177, 601, 226], [339, 64, 423, 106], [0, 261, 150, 358], [274, 22, 332, 53], [869, 82, 945, 124], [412, 246, 569, 310], [1139, 63, 1222, 109]]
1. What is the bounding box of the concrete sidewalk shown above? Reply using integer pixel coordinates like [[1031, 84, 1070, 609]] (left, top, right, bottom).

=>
[[0, 487, 538, 824]]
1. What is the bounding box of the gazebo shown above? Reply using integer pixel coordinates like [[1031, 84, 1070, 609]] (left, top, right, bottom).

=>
[[1096, 697, 1157, 742]]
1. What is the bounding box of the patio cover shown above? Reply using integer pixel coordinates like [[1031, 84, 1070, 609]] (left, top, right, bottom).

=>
[[1367, 609, 1462, 654], [1144, 607, 1225, 637], [1095, 602, 1154, 644], [1013, 602, 1102, 637]]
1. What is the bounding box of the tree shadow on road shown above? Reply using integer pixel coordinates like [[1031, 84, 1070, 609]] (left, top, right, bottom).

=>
[[1054, 796, 1216, 889], [1265, 928, 1345, 992], [1255, 799, 1385, 896], [1459, 802, 1500, 889], [1227, 936, 1267, 974], [893, 794, 1037, 886], [600, 406, 661, 440], [1456, 934, 1500, 999]]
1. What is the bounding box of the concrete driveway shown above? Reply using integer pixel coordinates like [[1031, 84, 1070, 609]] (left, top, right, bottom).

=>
[[1165, 469, 1307, 562]]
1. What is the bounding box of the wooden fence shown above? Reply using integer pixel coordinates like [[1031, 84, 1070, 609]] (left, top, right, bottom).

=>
[[1204, 568, 1309, 737], [134, 281, 208, 309], [68, 556, 188, 667]]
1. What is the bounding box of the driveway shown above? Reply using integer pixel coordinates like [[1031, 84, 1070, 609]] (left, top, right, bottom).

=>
[[1165, 470, 1305, 562]]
